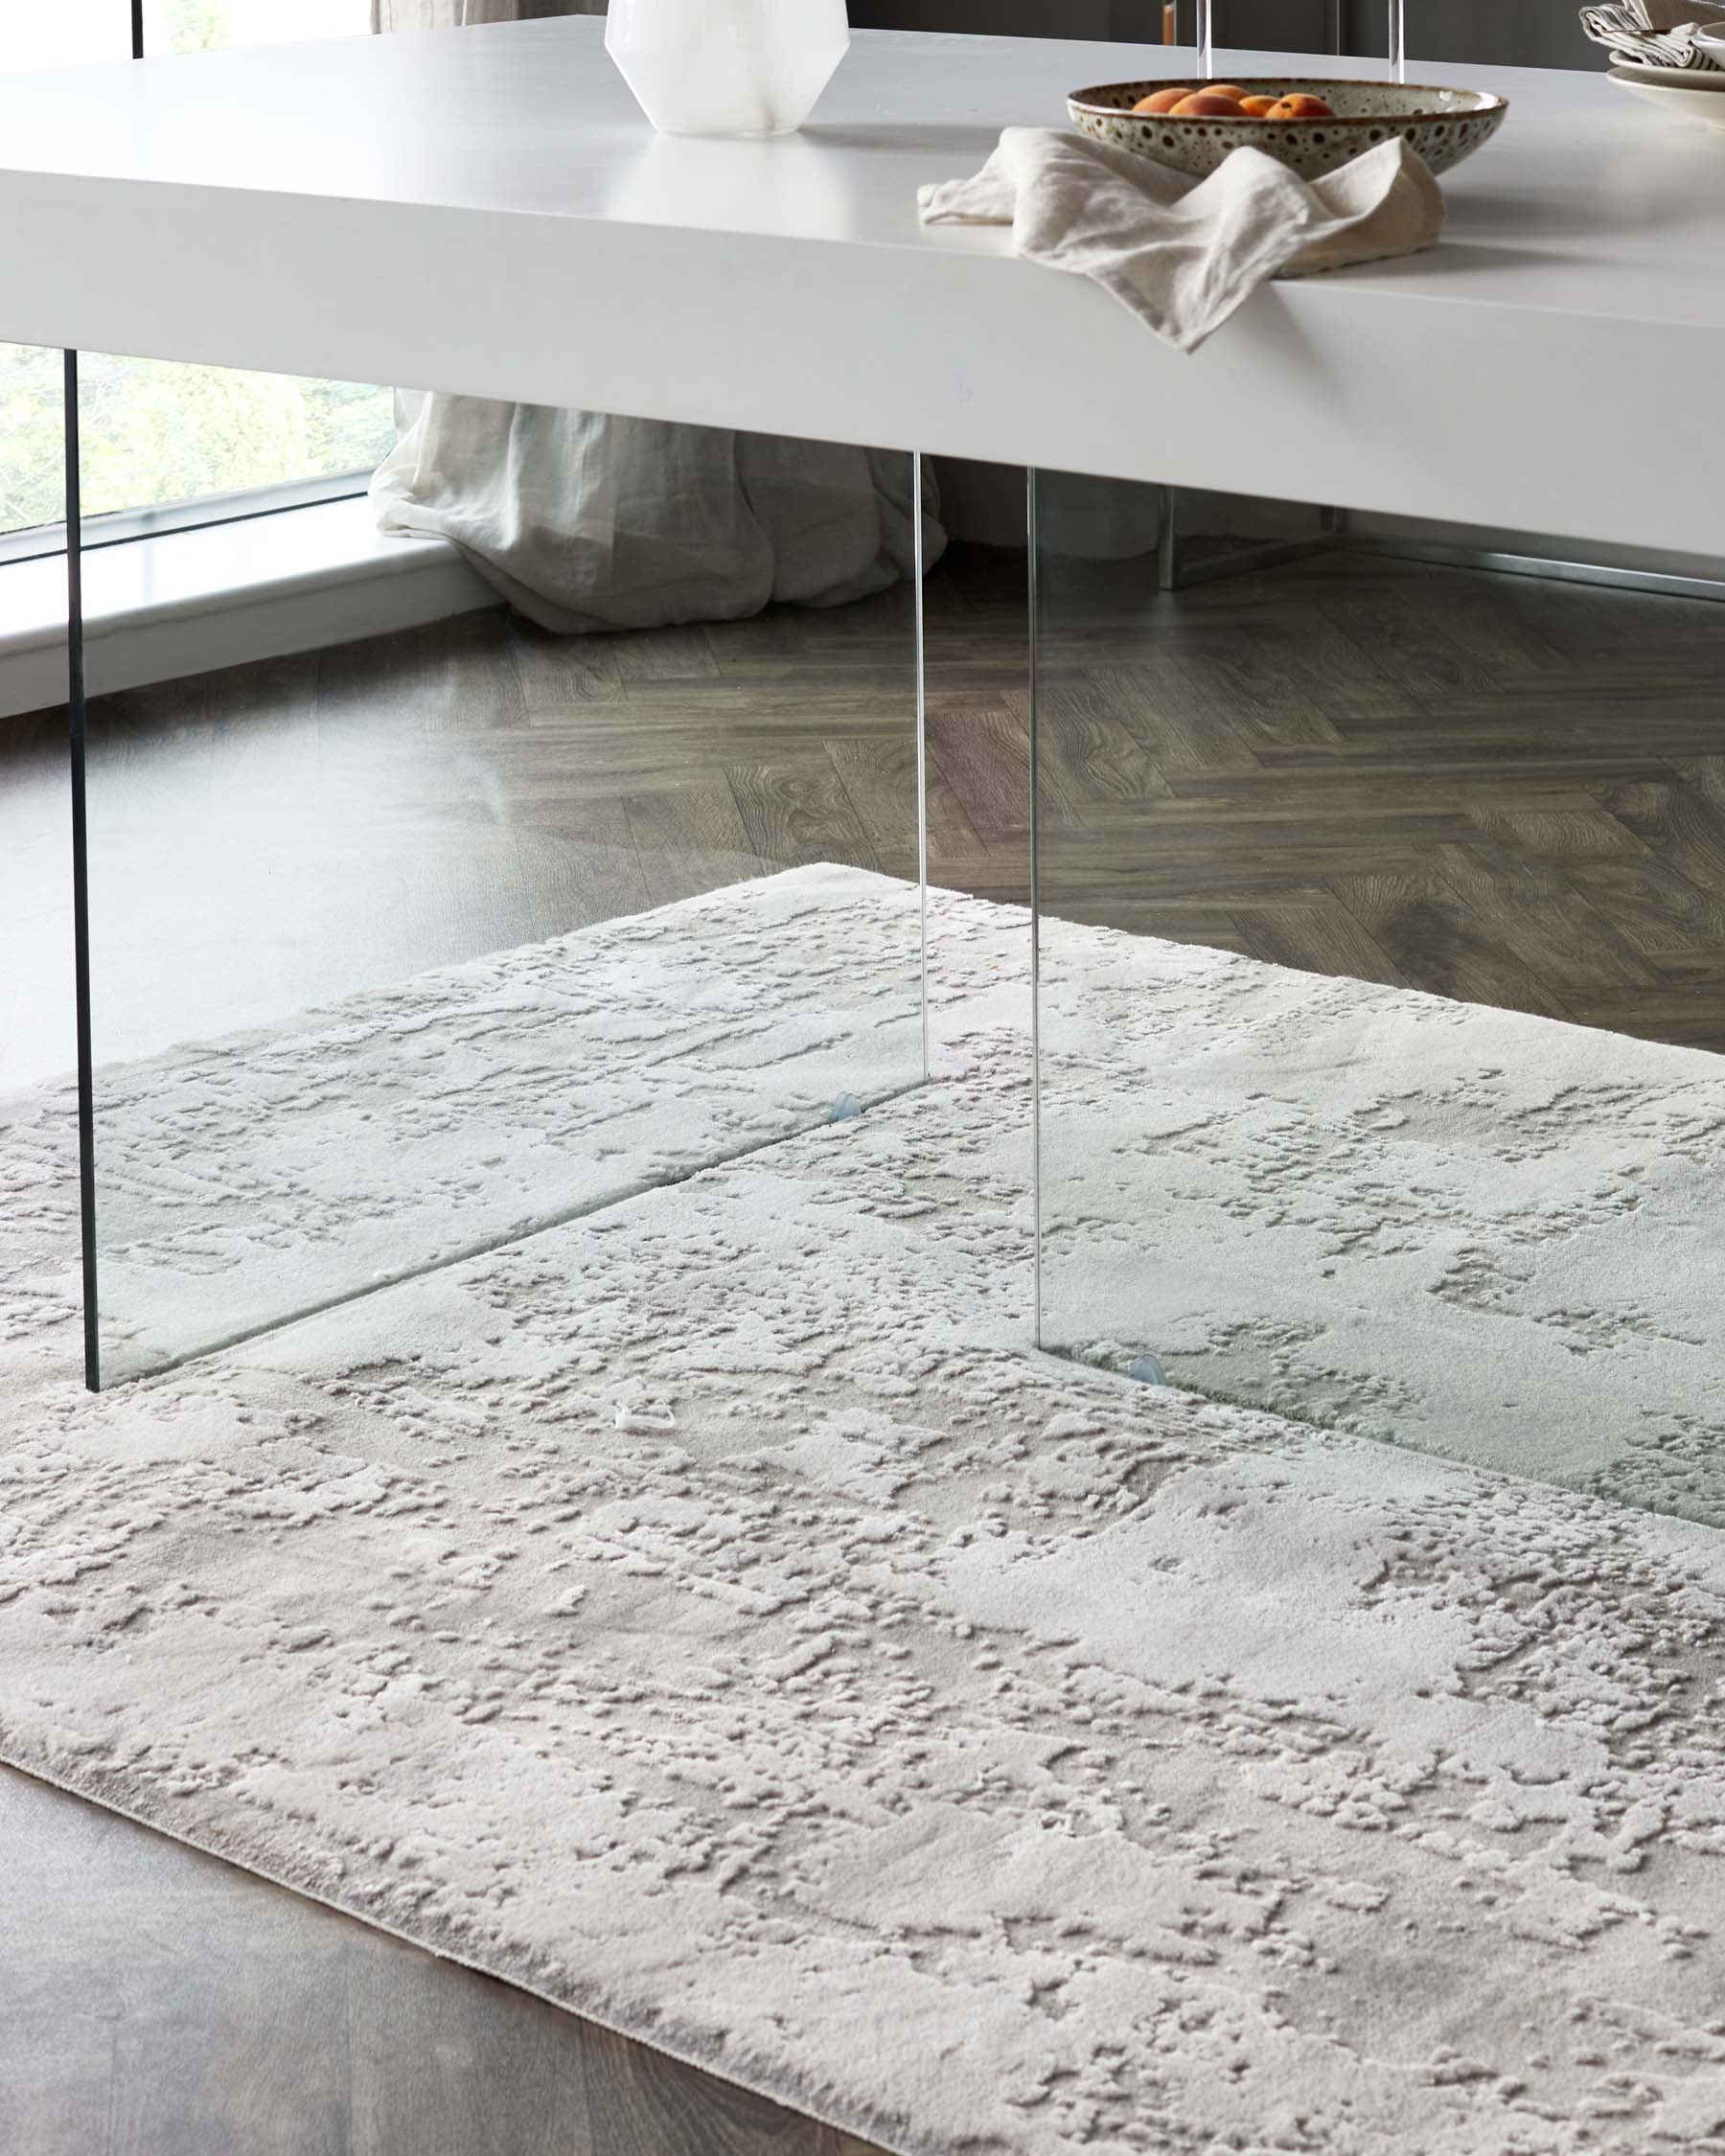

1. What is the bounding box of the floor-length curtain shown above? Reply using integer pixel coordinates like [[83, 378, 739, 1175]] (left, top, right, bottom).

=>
[[368, 0, 941, 632]]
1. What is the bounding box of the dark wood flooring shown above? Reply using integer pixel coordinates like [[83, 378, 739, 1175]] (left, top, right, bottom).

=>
[[1028, 541, 1725, 1045], [3, 535, 1723, 2150], [9, 538, 1725, 1093]]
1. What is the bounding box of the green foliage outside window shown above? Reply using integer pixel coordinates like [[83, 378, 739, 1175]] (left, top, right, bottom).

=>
[[0, 349, 397, 535], [164, 0, 232, 50]]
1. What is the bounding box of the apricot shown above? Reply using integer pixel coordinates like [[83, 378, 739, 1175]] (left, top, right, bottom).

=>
[[1133, 86, 1190, 113], [1264, 93, 1335, 118], [1170, 91, 1246, 116], [1206, 84, 1250, 101], [1238, 94, 1280, 116]]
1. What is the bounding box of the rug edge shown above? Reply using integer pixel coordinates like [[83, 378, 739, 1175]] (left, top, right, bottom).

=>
[[0, 1733, 933, 2156]]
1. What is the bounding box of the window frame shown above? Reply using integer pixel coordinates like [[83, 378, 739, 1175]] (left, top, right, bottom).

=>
[[0, 469, 375, 568]]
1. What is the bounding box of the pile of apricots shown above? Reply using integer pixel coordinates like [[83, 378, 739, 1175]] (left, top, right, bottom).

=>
[[1133, 83, 1336, 119]]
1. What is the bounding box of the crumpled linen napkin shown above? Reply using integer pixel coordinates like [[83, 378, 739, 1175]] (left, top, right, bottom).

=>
[[1579, 0, 1725, 70], [917, 126, 1445, 355]]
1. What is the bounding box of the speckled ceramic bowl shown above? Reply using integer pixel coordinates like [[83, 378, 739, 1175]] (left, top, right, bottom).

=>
[[1067, 79, 1507, 180]]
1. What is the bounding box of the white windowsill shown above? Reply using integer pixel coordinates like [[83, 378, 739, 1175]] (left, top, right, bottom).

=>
[[0, 494, 495, 720]]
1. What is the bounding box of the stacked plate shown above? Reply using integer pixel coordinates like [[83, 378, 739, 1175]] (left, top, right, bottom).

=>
[[1610, 26, 1725, 133]]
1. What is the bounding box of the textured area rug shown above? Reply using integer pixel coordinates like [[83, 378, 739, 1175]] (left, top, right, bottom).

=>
[[1037, 917, 1725, 1528], [54, 864, 924, 1381], [34, 860, 1725, 1524], [4, 871, 1725, 2154]]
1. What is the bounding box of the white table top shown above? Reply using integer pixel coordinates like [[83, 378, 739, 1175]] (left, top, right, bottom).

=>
[[2, 22, 1721, 555]]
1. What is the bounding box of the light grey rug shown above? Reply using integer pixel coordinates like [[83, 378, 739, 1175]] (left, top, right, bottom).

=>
[[1036, 915, 1725, 1528], [3, 868, 1724, 2155], [38, 860, 1725, 1525], [69, 863, 925, 1381]]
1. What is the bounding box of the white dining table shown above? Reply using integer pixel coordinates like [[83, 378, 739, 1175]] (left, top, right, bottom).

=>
[[5, 17, 1723, 1392], [0, 19, 1720, 561]]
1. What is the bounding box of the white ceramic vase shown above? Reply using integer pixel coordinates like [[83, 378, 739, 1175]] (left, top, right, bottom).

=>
[[606, 0, 849, 138]]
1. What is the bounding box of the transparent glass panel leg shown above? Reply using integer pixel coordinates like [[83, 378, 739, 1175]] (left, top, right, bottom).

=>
[[75, 364, 932, 1384], [1029, 461, 1725, 1529], [66, 351, 101, 1392]]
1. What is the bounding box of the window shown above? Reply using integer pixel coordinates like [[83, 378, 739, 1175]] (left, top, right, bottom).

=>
[[0, 1, 394, 545], [147, 0, 377, 55]]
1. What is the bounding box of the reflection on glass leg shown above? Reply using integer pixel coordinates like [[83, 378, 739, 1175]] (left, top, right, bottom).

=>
[[1029, 463, 1725, 1529], [71, 376, 934, 1386], [64, 349, 100, 1393]]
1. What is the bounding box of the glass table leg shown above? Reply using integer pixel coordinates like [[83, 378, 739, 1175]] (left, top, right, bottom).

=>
[[65, 348, 101, 1392], [1026, 457, 1725, 1533], [64, 363, 932, 1386]]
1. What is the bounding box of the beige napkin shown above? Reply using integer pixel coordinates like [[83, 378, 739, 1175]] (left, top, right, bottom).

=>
[[1579, 0, 1725, 69], [918, 127, 1444, 356]]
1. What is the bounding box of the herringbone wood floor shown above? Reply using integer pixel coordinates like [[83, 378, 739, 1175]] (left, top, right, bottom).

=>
[[14, 538, 1725, 1089], [3, 536, 1722, 2150], [1027, 543, 1725, 1045]]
